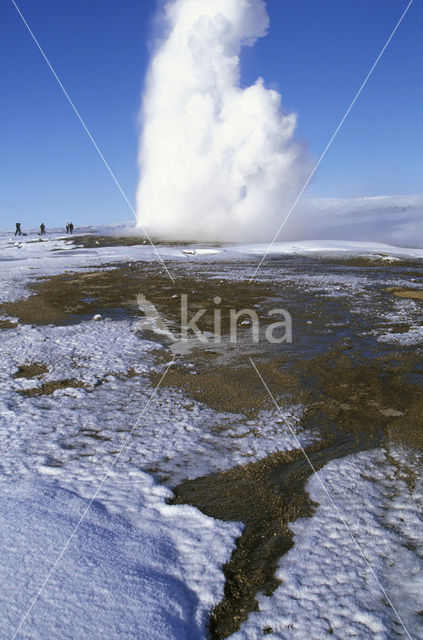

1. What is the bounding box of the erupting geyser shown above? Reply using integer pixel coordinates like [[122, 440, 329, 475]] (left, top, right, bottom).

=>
[[136, 0, 310, 242]]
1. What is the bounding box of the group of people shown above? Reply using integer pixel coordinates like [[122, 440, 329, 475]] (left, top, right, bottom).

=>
[[14, 222, 75, 236]]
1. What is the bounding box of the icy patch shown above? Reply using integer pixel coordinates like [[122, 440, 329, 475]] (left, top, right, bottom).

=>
[[229, 239, 423, 260], [371, 296, 423, 346], [378, 325, 423, 346], [230, 449, 423, 639], [3, 319, 156, 389]]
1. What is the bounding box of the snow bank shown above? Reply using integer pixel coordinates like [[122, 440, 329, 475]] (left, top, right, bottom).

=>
[[230, 239, 423, 260]]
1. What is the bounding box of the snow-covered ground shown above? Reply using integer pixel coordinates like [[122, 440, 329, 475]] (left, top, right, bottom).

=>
[[0, 319, 309, 490], [1, 230, 422, 639], [0, 476, 240, 640], [2, 230, 423, 267], [231, 449, 423, 640]]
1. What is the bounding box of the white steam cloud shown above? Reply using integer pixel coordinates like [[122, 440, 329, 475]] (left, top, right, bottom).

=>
[[136, 0, 310, 242]]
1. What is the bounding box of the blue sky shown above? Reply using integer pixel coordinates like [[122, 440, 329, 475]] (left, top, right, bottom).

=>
[[0, 0, 422, 229]]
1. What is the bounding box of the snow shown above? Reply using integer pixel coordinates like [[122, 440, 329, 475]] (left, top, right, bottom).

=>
[[377, 325, 423, 346], [1, 232, 423, 289], [0, 475, 241, 640], [369, 297, 423, 346], [231, 239, 423, 260], [0, 320, 311, 488]]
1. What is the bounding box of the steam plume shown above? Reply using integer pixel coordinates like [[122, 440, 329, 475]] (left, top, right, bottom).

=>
[[136, 0, 310, 242]]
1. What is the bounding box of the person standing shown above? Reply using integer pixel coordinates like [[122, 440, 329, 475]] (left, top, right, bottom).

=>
[[69, 222, 74, 234], [15, 222, 22, 236], [40, 222, 46, 236]]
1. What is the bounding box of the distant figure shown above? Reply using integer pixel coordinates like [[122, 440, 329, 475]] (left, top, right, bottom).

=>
[[15, 222, 22, 236], [40, 222, 46, 236], [69, 222, 74, 234]]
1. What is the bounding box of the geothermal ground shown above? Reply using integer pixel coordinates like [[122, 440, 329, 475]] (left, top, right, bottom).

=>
[[0, 230, 422, 639]]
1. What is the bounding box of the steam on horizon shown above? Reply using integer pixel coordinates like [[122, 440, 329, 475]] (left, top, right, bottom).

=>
[[136, 0, 311, 242]]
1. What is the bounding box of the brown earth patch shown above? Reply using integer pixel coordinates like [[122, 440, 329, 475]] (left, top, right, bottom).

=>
[[20, 378, 88, 397], [13, 362, 48, 379], [151, 358, 299, 416], [69, 235, 202, 249], [385, 286, 423, 301], [70, 235, 145, 248], [0, 319, 18, 329], [0, 262, 279, 329]]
